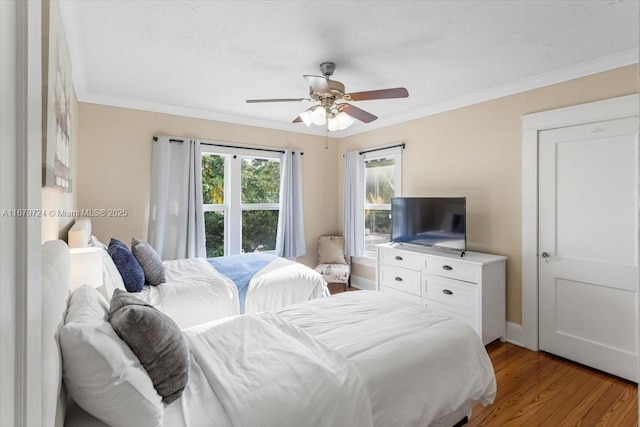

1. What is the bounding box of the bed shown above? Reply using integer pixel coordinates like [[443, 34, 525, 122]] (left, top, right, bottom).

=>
[[43, 239, 496, 427], [68, 219, 328, 327]]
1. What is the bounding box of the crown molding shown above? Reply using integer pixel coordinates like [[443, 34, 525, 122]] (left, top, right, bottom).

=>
[[73, 47, 638, 138], [337, 48, 639, 137]]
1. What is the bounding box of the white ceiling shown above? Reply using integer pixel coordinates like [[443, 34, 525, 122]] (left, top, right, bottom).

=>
[[59, 1, 639, 137]]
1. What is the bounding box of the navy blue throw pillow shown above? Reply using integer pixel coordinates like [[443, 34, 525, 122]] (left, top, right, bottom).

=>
[[107, 238, 145, 292]]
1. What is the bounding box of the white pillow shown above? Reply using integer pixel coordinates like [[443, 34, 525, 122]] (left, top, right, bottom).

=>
[[59, 286, 163, 427], [88, 234, 108, 251]]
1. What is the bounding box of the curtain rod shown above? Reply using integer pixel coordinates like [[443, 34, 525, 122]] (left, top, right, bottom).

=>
[[152, 137, 303, 155], [359, 143, 405, 156]]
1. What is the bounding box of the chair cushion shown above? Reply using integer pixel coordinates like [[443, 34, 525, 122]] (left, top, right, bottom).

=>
[[314, 263, 350, 284], [318, 236, 347, 264]]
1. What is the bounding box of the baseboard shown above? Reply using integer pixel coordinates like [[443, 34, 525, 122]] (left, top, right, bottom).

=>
[[506, 321, 524, 347], [350, 275, 376, 291]]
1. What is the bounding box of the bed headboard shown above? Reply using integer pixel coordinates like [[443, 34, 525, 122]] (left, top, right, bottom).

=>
[[67, 218, 92, 248], [41, 240, 71, 427]]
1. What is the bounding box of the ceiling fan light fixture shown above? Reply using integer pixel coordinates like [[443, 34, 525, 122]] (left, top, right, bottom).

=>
[[310, 105, 327, 126], [327, 111, 354, 131], [327, 115, 340, 132], [337, 111, 354, 129], [247, 63, 409, 130], [299, 110, 313, 127]]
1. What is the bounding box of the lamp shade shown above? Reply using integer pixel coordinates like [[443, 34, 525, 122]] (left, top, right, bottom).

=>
[[337, 112, 354, 129], [328, 111, 355, 131], [299, 110, 313, 127], [69, 247, 103, 289], [310, 106, 327, 125]]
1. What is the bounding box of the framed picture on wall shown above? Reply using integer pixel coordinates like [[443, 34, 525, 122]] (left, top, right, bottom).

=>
[[42, 0, 73, 192]]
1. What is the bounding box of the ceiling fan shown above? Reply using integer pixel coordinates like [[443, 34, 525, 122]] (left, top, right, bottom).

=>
[[246, 62, 409, 131]]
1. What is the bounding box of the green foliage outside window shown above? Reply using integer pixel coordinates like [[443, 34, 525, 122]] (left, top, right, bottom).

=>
[[365, 158, 395, 237], [202, 155, 224, 204], [241, 158, 280, 253], [241, 158, 280, 204], [204, 211, 224, 257], [202, 155, 280, 257]]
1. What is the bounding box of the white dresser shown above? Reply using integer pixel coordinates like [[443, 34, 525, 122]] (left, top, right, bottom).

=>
[[376, 243, 507, 345]]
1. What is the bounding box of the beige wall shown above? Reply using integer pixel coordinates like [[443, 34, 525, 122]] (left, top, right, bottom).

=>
[[41, 0, 78, 242], [77, 104, 340, 267], [76, 65, 637, 324], [339, 65, 639, 324]]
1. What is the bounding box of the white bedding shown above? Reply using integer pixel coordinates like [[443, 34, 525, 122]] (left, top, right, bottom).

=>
[[274, 291, 496, 426], [244, 256, 329, 313], [141, 256, 328, 329], [183, 313, 373, 427], [159, 291, 496, 427], [142, 258, 241, 328]]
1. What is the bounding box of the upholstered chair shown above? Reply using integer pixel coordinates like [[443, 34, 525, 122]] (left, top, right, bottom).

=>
[[314, 235, 351, 292]]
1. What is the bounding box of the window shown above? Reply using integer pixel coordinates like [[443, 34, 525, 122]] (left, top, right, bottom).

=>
[[202, 147, 280, 257], [363, 147, 402, 256]]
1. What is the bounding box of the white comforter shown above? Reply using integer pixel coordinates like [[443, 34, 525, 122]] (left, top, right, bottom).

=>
[[162, 291, 496, 427], [183, 313, 373, 427], [141, 257, 328, 329], [275, 291, 497, 426], [244, 256, 329, 313], [142, 258, 240, 328]]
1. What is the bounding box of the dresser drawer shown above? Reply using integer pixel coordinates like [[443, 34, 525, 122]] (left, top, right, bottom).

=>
[[423, 274, 477, 312], [424, 257, 478, 283], [423, 298, 477, 331], [378, 247, 424, 271], [379, 265, 422, 296], [380, 285, 422, 305]]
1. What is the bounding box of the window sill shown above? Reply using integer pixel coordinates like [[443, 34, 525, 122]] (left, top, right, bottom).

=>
[[351, 255, 376, 268]]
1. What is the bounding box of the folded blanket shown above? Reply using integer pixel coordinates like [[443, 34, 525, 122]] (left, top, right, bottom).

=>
[[207, 253, 276, 313]]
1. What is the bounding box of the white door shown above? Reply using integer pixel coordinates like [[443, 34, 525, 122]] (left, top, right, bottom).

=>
[[538, 116, 639, 382]]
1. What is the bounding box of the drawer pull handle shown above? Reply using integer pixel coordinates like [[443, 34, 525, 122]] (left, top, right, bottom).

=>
[[394, 276, 403, 282], [442, 265, 453, 271], [395, 256, 403, 261], [442, 289, 453, 295]]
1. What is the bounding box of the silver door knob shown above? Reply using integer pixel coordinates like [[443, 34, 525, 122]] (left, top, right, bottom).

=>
[[541, 252, 550, 258]]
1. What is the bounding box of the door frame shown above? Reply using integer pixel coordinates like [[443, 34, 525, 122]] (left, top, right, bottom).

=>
[[521, 93, 639, 351]]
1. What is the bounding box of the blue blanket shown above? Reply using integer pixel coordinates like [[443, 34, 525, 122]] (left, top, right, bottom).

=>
[[207, 253, 277, 313]]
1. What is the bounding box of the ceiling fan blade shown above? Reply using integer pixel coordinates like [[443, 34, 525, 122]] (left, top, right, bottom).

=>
[[292, 116, 302, 123], [339, 103, 378, 123], [246, 98, 311, 103], [303, 75, 331, 95], [346, 87, 409, 101]]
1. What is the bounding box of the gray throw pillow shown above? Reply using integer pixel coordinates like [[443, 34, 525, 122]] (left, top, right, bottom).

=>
[[131, 238, 166, 286], [108, 289, 189, 404]]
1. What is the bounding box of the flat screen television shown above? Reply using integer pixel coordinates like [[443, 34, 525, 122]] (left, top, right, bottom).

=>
[[390, 197, 466, 252]]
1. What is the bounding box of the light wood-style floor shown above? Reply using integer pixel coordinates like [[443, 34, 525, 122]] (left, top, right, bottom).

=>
[[470, 341, 638, 426], [330, 285, 638, 426]]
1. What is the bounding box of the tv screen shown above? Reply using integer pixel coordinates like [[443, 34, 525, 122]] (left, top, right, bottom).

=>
[[390, 197, 466, 252]]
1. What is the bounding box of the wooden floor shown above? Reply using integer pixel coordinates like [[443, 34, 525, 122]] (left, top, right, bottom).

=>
[[327, 282, 358, 294], [469, 341, 638, 426]]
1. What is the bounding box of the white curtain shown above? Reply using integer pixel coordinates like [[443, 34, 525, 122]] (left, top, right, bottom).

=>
[[343, 151, 365, 257], [276, 150, 306, 259], [147, 137, 206, 260]]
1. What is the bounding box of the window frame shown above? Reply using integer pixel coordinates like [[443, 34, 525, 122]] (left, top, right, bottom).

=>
[[360, 146, 403, 260], [201, 145, 281, 256]]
